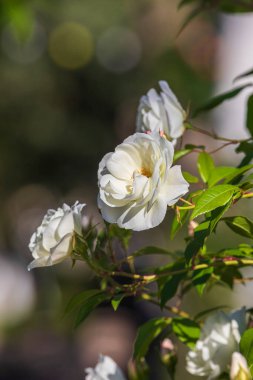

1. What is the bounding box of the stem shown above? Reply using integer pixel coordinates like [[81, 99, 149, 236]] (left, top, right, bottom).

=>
[[140, 293, 190, 318], [242, 192, 253, 199], [190, 124, 252, 144]]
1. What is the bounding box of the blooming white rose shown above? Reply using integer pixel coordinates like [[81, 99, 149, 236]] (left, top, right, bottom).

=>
[[136, 81, 186, 142], [97, 132, 189, 231], [28, 202, 85, 270], [230, 352, 251, 380], [186, 309, 247, 379], [85, 355, 126, 380]]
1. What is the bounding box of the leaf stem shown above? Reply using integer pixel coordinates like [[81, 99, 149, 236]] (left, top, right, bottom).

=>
[[140, 293, 190, 318]]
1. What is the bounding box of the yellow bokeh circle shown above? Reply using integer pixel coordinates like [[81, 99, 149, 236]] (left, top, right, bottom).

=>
[[49, 22, 93, 70]]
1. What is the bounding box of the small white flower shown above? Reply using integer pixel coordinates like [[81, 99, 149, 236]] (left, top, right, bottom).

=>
[[28, 202, 85, 270], [136, 81, 186, 142], [85, 355, 126, 380], [97, 132, 189, 231], [230, 352, 251, 380], [186, 309, 247, 379]]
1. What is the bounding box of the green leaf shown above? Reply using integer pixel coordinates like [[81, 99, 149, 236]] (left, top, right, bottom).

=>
[[224, 164, 253, 184], [240, 328, 253, 375], [172, 318, 200, 348], [133, 317, 171, 359], [223, 216, 253, 239], [247, 94, 253, 137], [193, 84, 253, 117], [237, 143, 253, 167], [234, 67, 253, 82], [191, 185, 237, 220], [197, 152, 215, 183], [65, 289, 102, 315], [170, 207, 190, 239], [111, 294, 125, 311], [183, 171, 199, 183], [177, 4, 204, 36], [192, 267, 213, 295], [130, 246, 171, 258], [108, 224, 132, 250], [173, 148, 192, 162], [208, 166, 238, 187], [75, 292, 110, 327], [159, 263, 186, 308]]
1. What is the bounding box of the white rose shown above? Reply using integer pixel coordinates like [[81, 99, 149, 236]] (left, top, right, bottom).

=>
[[136, 81, 186, 142], [85, 355, 126, 380], [230, 352, 251, 380], [97, 132, 189, 231], [28, 202, 85, 270], [186, 309, 247, 380]]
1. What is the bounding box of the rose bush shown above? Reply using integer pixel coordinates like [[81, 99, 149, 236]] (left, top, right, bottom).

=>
[[136, 81, 186, 143], [97, 131, 189, 231], [186, 309, 247, 379], [28, 202, 85, 270]]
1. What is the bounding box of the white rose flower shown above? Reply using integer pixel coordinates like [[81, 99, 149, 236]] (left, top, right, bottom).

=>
[[97, 132, 189, 231], [28, 202, 85, 270], [186, 309, 247, 380], [230, 352, 251, 380], [85, 355, 126, 380], [136, 80, 186, 142]]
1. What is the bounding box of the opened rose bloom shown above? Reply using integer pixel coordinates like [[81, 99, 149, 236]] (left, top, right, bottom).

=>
[[85, 355, 126, 380], [28, 202, 85, 270], [98, 132, 189, 231], [230, 352, 251, 380], [186, 309, 247, 379], [136, 80, 186, 142]]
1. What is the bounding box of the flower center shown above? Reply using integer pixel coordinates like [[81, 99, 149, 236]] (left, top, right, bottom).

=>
[[139, 167, 152, 178]]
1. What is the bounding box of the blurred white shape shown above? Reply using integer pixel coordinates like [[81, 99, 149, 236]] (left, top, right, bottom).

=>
[[85, 355, 126, 380], [1, 22, 46, 64], [96, 27, 142, 73], [0, 255, 35, 328], [215, 14, 253, 143]]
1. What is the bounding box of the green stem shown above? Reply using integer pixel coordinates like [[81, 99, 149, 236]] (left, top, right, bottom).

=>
[[190, 124, 252, 144], [140, 293, 190, 318]]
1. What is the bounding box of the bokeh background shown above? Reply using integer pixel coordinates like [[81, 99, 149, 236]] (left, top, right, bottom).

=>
[[0, 0, 253, 379]]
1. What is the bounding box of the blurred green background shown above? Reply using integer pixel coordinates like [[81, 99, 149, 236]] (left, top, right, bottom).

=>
[[0, 0, 248, 379]]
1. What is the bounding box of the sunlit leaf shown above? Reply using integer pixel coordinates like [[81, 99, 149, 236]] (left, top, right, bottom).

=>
[[223, 216, 253, 239], [197, 151, 215, 183], [172, 318, 200, 348]]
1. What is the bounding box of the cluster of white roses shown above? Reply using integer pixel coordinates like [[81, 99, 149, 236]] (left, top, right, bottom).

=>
[[28, 81, 188, 269], [84, 309, 251, 380]]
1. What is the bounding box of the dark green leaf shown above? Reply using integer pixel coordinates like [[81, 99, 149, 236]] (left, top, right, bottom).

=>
[[197, 151, 215, 183], [159, 263, 186, 308], [130, 246, 171, 258], [240, 328, 253, 375], [237, 143, 253, 167], [75, 292, 110, 327], [234, 67, 253, 82], [193, 84, 253, 117], [133, 317, 171, 359], [177, 4, 204, 36], [247, 94, 253, 137], [192, 267, 213, 295], [108, 224, 132, 250], [184, 220, 210, 264], [172, 318, 200, 348], [223, 216, 253, 239], [65, 289, 102, 315], [191, 185, 237, 220]]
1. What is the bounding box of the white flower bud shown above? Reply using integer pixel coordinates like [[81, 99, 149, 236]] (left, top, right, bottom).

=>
[[136, 81, 186, 143]]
